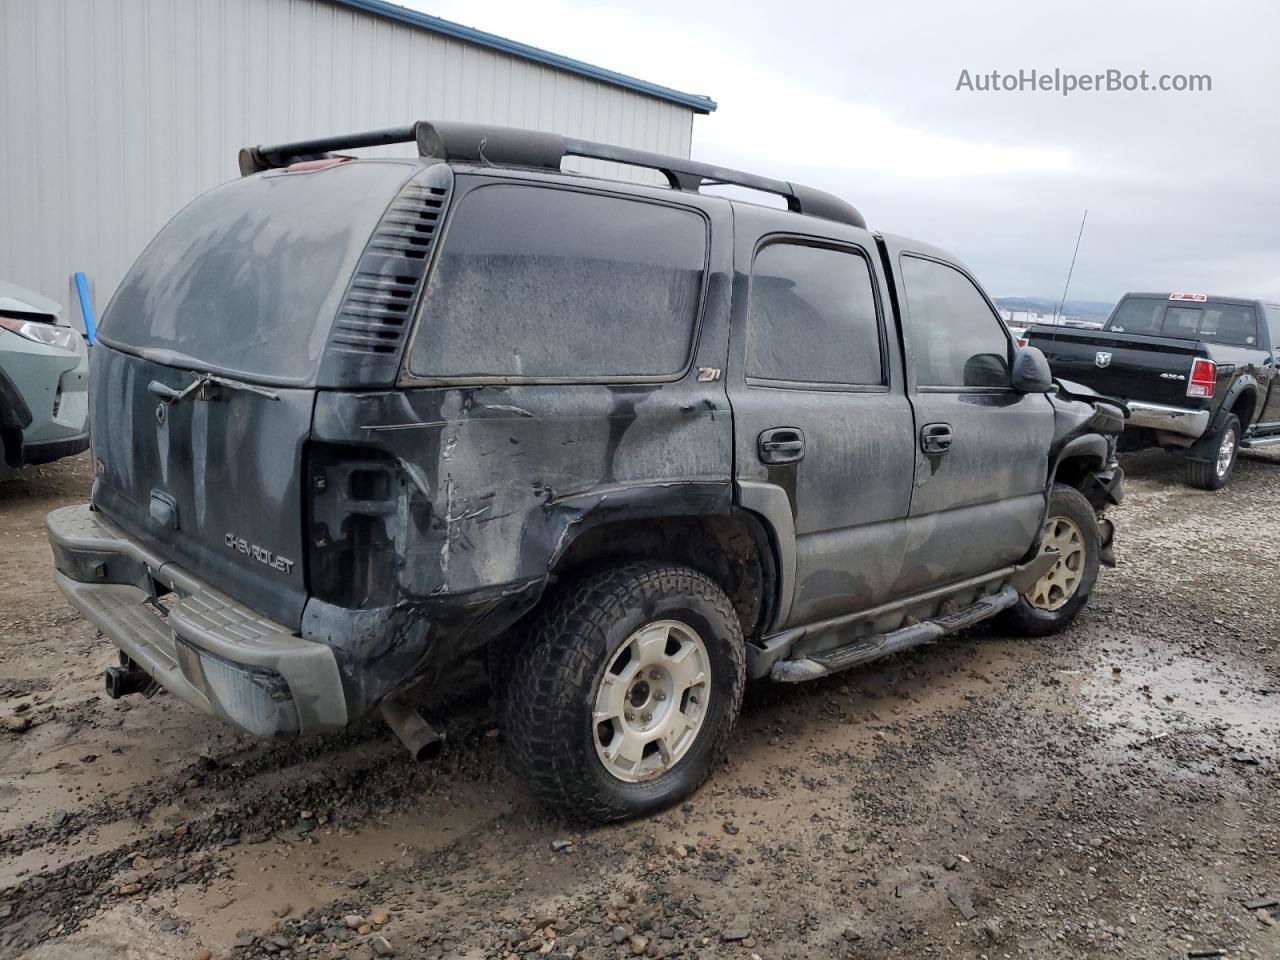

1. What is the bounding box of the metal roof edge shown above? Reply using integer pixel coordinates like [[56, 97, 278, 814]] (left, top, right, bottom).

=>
[[328, 0, 718, 114]]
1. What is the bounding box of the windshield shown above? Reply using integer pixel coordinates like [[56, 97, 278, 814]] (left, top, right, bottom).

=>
[[1106, 297, 1259, 347], [101, 161, 417, 384]]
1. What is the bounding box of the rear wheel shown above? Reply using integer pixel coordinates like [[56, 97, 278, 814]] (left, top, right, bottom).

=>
[[503, 562, 745, 822], [1185, 413, 1240, 490], [997, 484, 1101, 637]]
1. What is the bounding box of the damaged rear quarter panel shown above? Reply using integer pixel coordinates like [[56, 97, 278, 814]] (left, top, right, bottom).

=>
[[305, 380, 733, 711], [303, 193, 735, 714]]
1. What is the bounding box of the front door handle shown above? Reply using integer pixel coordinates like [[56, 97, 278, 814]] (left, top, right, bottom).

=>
[[920, 422, 953, 455], [759, 427, 805, 465]]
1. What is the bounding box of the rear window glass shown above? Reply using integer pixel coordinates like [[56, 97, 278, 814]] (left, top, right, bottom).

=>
[[1197, 304, 1259, 346], [746, 242, 883, 385], [408, 185, 706, 380], [102, 162, 415, 384], [1106, 298, 1164, 335], [1107, 298, 1259, 346]]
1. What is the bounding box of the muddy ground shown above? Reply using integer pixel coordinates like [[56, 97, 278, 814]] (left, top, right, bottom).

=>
[[1, 450, 1278, 960]]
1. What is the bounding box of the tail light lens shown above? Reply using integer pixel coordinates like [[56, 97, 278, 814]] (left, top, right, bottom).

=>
[[1187, 358, 1217, 398], [1016, 337, 1029, 349]]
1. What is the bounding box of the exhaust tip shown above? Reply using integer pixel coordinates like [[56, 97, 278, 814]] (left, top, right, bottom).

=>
[[412, 736, 444, 762], [380, 697, 444, 762]]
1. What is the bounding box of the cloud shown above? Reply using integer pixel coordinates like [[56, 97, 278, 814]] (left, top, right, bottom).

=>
[[404, 0, 1280, 302]]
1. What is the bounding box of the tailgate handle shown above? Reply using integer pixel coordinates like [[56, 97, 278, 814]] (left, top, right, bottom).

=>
[[920, 422, 953, 455]]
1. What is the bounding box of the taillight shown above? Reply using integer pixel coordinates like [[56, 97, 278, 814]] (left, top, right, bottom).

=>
[[1187, 358, 1217, 398], [1016, 337, 1029, 349]]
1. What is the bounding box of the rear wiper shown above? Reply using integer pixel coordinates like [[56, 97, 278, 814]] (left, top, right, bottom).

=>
[[147, 373, 280, 405]]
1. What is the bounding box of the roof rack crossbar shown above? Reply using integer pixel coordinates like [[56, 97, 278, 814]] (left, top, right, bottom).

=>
[[239, 126, 416, 176], [238, 121, 866, 229]]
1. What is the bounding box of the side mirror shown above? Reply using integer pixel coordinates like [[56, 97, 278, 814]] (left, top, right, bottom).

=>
[[1011, 345, 1054, 393]]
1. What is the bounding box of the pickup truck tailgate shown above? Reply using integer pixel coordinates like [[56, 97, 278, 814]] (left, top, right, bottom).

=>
[[1031, 329, 1205, 408]]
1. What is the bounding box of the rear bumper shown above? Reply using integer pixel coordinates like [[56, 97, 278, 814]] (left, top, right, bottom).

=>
[[1125, 401, 1210, 439], [47, 504, 347, 737], [23, 429, 90, 465]]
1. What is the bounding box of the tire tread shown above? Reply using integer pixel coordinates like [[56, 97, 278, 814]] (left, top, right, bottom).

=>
[[503, 562, 744, 822]]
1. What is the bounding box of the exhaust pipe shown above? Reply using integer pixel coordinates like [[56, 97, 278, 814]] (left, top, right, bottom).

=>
[[380, 696, 443, 761], [104, 661, 154, 699]]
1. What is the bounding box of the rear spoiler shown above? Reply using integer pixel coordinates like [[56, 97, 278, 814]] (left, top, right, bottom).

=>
[[237, 120, 867, 230]]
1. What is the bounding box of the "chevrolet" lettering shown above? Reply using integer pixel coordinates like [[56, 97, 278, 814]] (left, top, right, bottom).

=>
[[224, 533, 295, 575]]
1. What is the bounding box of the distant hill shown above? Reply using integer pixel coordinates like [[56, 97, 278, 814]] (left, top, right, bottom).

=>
[[995, 297, 1114, 320]]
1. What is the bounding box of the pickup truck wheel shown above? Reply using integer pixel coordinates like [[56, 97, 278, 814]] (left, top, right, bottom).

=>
[[503, 562, 745, 822], [1185, 413, 1240, 491], [997, 484, 1100, 637]]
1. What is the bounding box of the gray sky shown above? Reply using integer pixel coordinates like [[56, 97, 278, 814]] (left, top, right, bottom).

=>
[[416, 0, 1280, 304]]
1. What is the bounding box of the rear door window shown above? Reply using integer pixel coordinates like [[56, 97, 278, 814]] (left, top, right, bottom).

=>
[[745, 242, 884, 386], [407, 184, 706, 380], [899, 255, 1010, 388]]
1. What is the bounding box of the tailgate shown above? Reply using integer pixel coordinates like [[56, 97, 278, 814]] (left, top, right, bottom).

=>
[[89, 345, 313, 627], [1031, 329, 1206, 407]]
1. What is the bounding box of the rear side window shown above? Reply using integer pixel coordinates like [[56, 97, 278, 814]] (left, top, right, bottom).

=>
[[408, 185, 706, 380], [900, 255, 1010, 388], [746, 242, 883, 386]]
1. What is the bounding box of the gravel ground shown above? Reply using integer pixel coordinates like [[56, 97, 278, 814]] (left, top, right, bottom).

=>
[[1, 449, 1278, 960]]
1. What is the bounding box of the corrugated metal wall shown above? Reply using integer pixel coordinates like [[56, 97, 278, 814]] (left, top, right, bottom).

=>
[[0, 0, 696, 319]]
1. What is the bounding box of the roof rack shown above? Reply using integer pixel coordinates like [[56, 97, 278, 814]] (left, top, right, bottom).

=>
[[238, 121, 867, 229]]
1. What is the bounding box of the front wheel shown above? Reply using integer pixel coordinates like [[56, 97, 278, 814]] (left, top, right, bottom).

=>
[[503, 562, 745, 822], [1185, 413, 1240, 490], [996, 484, 1101, 637]]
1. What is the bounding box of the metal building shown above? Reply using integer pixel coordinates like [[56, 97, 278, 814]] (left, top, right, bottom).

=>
[[0, 0, 715, 323]]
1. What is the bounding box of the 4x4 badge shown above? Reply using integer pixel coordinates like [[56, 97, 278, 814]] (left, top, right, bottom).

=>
[[1094, 352, 1112, 368]]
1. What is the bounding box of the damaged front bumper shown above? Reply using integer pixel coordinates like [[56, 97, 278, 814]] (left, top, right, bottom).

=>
[[47, 504, 347, 737]]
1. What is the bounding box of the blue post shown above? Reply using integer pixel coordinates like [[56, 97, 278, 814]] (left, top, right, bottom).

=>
[[73, 272, 97, 345]]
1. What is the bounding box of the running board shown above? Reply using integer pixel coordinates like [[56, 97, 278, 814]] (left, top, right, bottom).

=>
[[1241, 433, 1280, 449], [769, 584, 1020, 683]]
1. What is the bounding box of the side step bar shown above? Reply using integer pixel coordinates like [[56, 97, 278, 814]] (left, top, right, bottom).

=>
[[770, 584, 1020, 683], [1241, 433, 1280, 449]]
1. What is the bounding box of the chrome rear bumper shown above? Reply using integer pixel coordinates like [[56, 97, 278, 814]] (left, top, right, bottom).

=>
[[1124, 401, 1210, 439]]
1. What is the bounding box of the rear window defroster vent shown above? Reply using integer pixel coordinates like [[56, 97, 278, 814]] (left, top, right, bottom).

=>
[[327, 165, 452, 367]]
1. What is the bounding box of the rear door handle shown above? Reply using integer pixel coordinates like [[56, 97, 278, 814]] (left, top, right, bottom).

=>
[[920, 422, 953, 454], [759, 427, 805, 465]]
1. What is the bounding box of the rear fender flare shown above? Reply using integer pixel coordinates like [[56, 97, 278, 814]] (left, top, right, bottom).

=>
[[535, 481, 735, 578], [1217, 376, 1258, 431]]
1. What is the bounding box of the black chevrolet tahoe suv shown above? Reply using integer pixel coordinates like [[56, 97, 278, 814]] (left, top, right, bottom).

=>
[[1027, 293, 1280, 489], [48, 122, 1123, 821]]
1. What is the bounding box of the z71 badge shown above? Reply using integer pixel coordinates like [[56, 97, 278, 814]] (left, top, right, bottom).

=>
[[224, 533, 295, 574]]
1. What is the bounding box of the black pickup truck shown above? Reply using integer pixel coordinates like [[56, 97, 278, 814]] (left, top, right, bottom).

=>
[[1027, 293, 1280, 489]]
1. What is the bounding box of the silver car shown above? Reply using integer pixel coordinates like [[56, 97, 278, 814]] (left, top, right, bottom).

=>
[[0, 282, 90, 477]]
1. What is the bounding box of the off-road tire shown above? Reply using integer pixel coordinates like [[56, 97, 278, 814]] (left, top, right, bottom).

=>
[[503, 562, 745, 822], [1185, 413, 1240, 491], [997, 484, 1101, 637]]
